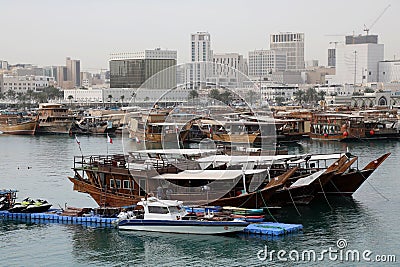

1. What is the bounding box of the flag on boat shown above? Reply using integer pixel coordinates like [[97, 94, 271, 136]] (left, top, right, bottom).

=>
[[107, 133, 113, 144], [75, 135, 80, 145]]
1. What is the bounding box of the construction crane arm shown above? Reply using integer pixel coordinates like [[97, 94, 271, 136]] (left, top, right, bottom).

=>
[[364, 4, 391, 35]]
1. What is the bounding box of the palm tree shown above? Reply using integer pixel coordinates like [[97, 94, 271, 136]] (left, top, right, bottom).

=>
[[67, 95, 74, 106], [6, 89, 16, 102], [16, 92, 26, 103], [275, 96, 286, 106], [188, 90, 199, 101], [120, 95, 125, 106], [294, 90, 305, 104], [209, 89, 221, 102], [317, 90, 326, 101], [131, 92, 137, 103], [246, 90, 258, 106], [305, 87, 318, 104]]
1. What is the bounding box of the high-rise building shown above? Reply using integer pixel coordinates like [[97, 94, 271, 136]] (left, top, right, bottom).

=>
[[212, 53, 247, 75], [248, 50, 287, 77], [270, 32, 305, 71], [207, 53, 248, 87], [332, 35, 384, 84], [66, 57, 81, 87], [56, 66, 68, 88], [0, 60, 8, 70], [109, 49, 177, 89], [43, 66, 58, 81], [328, 48, 336, 67], [190, 32, 213, 89]]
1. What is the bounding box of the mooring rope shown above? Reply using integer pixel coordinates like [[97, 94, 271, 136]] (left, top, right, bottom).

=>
[[359, 170, 390, 201], [288, 189, 301, 216], [318, 177, 333, 211], [260, 191, 278, 223]]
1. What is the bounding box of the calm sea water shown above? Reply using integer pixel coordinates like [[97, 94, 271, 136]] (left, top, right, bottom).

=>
[[0, 135, 399, 266]]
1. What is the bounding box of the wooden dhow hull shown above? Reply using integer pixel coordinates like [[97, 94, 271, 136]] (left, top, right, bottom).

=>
[[0, 120, 38, 135], [36, 121, 73, 134], [68, 177, 141, 207], [320, 153, 390, 196], [208, 168, 298, 208]]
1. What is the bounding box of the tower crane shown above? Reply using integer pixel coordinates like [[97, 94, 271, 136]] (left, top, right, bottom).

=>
[[363, 4, 391, 35]]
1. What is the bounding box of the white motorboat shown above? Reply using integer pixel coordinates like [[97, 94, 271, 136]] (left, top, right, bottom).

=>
[[117, 197, 249, 235]]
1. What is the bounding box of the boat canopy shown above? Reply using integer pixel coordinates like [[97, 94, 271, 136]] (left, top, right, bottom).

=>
[[147, 122, 186, 126], [288, 153, 343, 164], [133, 149, 217, 156], [196, 153, 344, 165], [151, 169, 267, 180], [289, 170, 326, 188], [196, 154, 304, 164]]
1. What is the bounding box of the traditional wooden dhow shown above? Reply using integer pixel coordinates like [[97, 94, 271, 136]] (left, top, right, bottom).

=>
[[208, 168, 298, 208], [36, 103, 75, 134], [309, 113, 364, 141], [268, 155, 352, 205], [68, 154, 144, 207], [0, 114, 38, 135], [320, 153, 391, 196], [73, 116, 119, 135]]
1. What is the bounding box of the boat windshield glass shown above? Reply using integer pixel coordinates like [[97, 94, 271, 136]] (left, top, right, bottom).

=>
[[168, 206, 180, 214], [148, 206, 169, 214]]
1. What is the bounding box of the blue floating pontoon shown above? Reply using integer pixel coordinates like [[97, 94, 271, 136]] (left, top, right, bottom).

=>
[[243, 222, 303, 236], [0, 210, 117, 228]]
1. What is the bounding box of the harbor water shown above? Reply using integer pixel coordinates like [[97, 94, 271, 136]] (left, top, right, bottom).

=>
[[0, 135, 399, 266]]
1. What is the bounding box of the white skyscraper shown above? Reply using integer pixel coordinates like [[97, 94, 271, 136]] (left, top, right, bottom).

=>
[[248, 50, 287, 77], [212, 53, 247, 77], [270, 32, 305, 71], [189, 32, 213, 89], [333, 35, 384, 84]]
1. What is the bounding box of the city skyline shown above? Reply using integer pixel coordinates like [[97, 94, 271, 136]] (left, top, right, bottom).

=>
[[0, 0, 397, 71]]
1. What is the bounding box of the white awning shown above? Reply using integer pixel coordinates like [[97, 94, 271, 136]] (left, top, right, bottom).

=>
[[151, 169, 267, 180], [196, 154, 305, 164], [288, 153, 343, 164], [289, 170, 325, 188], [133, 149, 217, 156]]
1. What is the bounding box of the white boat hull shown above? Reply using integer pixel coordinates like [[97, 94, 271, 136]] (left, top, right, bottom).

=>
[[118, 220, 248, 235]]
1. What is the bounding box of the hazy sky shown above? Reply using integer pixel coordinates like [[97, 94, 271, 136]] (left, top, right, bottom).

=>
[[1, 0, 397, 72]]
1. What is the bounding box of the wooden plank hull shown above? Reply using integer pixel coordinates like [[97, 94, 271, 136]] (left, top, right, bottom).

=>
[[320, 153, 390, 196], [37, 121, 73, 134], [213, 133, 259, 144], [68, 177, 141, 207], [0, 120, 38, 135]]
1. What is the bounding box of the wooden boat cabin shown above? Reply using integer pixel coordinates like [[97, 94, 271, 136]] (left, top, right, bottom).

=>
[[309, 113, 365, 141], [36, 103, 75, 134]]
